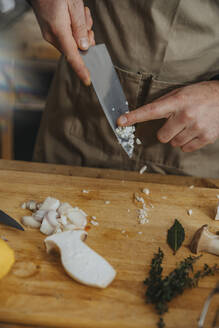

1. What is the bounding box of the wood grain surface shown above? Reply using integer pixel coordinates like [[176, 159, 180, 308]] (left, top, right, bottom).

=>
[[1, 159, 219, 188], [0, 169, 218, 328]]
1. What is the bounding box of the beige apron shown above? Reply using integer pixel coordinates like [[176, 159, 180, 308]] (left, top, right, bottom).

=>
[[34, 0, 219, 178]]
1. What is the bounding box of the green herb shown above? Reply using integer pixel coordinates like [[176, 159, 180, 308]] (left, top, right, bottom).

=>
[[167, 219, 185, 254], [144, 248, 219, 328]]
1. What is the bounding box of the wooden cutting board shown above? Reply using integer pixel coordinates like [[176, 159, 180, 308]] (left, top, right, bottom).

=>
[[0, 169, 218, 328]]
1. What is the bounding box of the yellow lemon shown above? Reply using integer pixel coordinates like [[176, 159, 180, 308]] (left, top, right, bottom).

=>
[[0, 238, 15, 279]]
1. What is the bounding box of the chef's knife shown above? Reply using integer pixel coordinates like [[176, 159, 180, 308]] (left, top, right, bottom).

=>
[[0, 210, 24, 230], [80, 44, 134, 158]]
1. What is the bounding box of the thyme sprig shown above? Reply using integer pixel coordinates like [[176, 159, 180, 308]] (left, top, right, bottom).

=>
[[144, 248, 219, 328]]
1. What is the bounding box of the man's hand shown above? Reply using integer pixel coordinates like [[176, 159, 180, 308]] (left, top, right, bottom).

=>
[[118, 81, 219, 152], [31, 0, 95, 85]]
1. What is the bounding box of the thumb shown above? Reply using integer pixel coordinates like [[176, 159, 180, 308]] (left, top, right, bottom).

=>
[[68, 0, 90, 50]]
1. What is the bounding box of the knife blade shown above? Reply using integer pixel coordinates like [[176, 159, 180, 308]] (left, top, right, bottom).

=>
[[80, 44, 135, 158], [0, 210, 24, 231]]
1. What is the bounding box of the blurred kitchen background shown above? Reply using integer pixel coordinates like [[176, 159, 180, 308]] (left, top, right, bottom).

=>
[[0, 0, 59, 161]]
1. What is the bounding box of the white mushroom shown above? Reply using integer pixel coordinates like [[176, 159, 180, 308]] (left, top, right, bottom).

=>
[[57, 202, 73, 217], [21, 197, 88, 235], [40, 197, 60, 211], [46, 210, 58, 227], [36, 202, 42, 210], [190, 225, 219, 256], [66, 208, 87, 228], [21, 216, 41, 228], [26, 200, 38, 211], [33, 209, 47, 223], [62, 224, 79, 231], [54, 224, 62, 234], [40, 210, 59, 235], [57, 215, 68, 226], [40, 218, 54, 235], [45, 231, 116, 288]]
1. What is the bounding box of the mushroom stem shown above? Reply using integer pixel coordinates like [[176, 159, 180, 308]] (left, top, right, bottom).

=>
[[190, 225, 219, 256], [45, 231, 116, 288]]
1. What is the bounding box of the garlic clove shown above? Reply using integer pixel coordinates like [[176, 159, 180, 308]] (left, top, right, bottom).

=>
[[45, 231, 116, 288]]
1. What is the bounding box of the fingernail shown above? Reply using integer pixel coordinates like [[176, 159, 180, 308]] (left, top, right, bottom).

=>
[[80, 37, 89, 50], [119, 115, 127, 125], [84, 74, 91, 86]]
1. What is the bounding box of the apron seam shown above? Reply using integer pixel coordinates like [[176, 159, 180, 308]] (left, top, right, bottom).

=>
[[155, 0, 181, 79], [135, 73, 143, 108]]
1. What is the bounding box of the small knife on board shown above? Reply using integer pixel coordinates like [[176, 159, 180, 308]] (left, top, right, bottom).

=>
[[0, 210, 24, 231], [80, 44, 135, 158]]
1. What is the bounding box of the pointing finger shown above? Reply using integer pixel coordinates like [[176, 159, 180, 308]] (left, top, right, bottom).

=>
[[117, 94, 180, 126]]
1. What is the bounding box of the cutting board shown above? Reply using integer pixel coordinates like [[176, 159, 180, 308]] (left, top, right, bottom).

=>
[[0, 169, 218, 328]]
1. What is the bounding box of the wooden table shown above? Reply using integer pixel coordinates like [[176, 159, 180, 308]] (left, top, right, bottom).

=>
[[0, 159, 219, 189], [0, 160, 218, 328]]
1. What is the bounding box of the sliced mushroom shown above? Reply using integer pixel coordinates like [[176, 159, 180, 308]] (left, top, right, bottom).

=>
[[40, 219, 54, 235], [58, 215, 67, 226], [45, 231, 116, 288], [46, 210, 58, 227], [21, 197, 88, 235], [40, 210, 59, 235], [62, 224, 79, 231], [26, 200, 38, 211], [21, 216, 41, 228], [190, 225, 219, 256], [40, 197, 60, 211], [66, 208, 87, 228], [57, 202, 73, 216], [33, 209, 47, 222]]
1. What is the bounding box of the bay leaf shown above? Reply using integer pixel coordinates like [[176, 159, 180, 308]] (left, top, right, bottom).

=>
[[167, 219, 185, 254]]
